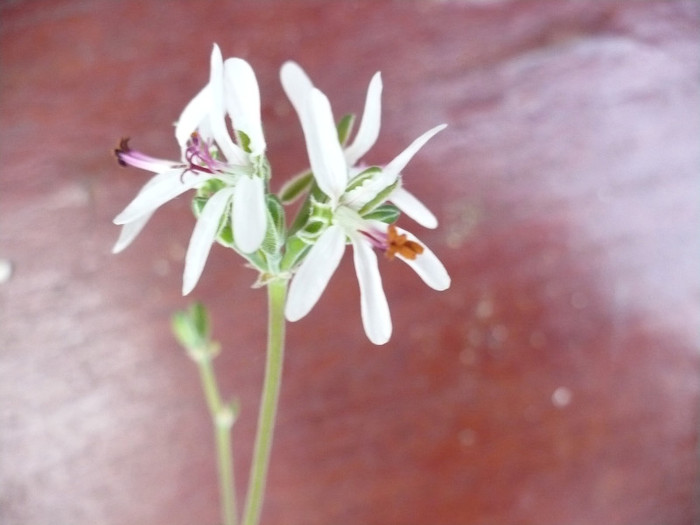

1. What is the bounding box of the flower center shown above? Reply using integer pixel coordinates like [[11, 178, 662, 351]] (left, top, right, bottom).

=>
[[184, 132, 219, 175], [360, 224, 424, 261]]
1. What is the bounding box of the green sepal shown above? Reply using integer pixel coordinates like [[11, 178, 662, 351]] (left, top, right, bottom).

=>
[[363, 203, 400, 224], [217, 221, 234, 247], [192, 179, 226, 217], [346, 166, 382, 193], [358, 178, 399, 216], [337, 113, 355, 146], [279, 171, 313, 204], [267, 194, 285, 235], [238, 130, 252, 154], [281, 235, 312, 272], [191, 181, 236, 248], [258, 194, 285, 258]]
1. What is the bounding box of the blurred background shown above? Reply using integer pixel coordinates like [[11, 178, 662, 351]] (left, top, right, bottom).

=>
[[1, 1, 698, 524]]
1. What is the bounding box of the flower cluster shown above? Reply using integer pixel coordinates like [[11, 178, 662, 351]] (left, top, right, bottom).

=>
[[114, 45, 450, 344]]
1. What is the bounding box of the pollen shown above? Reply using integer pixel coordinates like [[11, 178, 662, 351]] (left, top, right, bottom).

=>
[[385, 224, 424, 260]]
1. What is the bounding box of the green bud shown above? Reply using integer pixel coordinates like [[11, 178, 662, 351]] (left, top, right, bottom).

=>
[[172, 302, 211, 352]]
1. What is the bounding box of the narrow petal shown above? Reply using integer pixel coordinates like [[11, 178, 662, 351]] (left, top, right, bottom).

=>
[[382, 124, 447, 182], [351, 236, 392, 345], [344, 72, 382, 166], [175, 84, 211, 148], [305, 89, 348, 201], [182, 187, 235, 295], [113, 170, 204, 225], [233, 176, 266, 253], [208, 45, 248, 165], [390, 187, 438, 229], [394, 227, 450, 291], [285, 225, 345, 322], [280, 61, 314, 128], [224, 58, 266, 156], [112, 211, 154, 253]]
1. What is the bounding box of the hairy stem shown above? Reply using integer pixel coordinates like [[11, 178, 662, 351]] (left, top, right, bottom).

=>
[[242, 278, 288, 525]]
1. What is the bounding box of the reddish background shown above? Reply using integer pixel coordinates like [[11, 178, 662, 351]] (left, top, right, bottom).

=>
[[1, 1, 698, 524]]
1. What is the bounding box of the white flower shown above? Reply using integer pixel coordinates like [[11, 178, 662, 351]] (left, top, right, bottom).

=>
[[280, 65, 450, 345], [113, 44, 268, 295], [280, 61, 439, 229]]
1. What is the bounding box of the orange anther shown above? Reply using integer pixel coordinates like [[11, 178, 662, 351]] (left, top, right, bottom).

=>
[[385, 224, 424, 260]]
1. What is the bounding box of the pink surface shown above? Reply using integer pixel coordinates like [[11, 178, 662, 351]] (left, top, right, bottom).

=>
[[1, 1, 699, 524]]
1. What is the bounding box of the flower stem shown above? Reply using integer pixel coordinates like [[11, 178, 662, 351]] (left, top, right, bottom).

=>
[[242, 278, 288, 525], [197, 353, 237, 525]]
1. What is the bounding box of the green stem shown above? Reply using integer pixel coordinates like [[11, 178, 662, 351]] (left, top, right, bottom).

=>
[[197, 354, 237, 525], [242, 278, 288, 525]]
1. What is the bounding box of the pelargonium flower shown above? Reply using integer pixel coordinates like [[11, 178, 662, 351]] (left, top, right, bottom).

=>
[[280, 64, 451, 345], [113, 44, 268, 295], [280, 62, 438, 229]]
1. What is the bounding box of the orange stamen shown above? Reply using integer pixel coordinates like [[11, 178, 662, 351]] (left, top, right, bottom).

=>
[[385, 224, 424, 260]]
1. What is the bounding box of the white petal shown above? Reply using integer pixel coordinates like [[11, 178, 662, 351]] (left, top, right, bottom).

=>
[[113, 170, 203, 225], [390, 187, 438, 229], [344, 72, 382, 166], [280, 61, 314, 128], [305, 89, 348, 201], [394, 227, 450, 291], [285, 225, 345, 322], [182, 187, 235, 295], [112, 211, 154, 253], [351, 237, 392, 345], [224, 58, 266, 156], [208, 45, 247, 165], [382, 124, 447, 182], [233, 176, 266, 253], [175, 84, 211, 148]]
